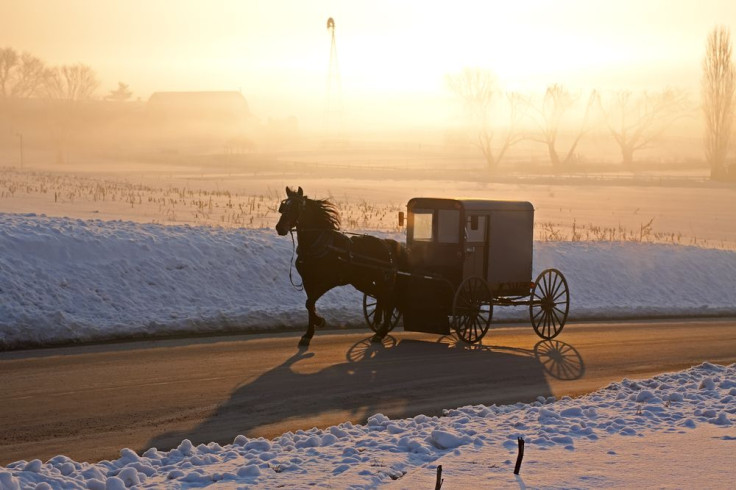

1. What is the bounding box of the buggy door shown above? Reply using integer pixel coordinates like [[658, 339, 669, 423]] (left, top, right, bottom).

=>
[[404, 202, 463, 334], [407, 206, 463, 286], [463, 214, 488, 280]]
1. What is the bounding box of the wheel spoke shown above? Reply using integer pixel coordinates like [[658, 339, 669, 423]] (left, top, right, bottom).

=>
[[544, 271, 553, 295], [532, 307, 544, 323], [550, 309, 560, 329], [552, 305, 567, 319], [453, 277, 492, 343], [549, 274, 562, 296], [549, 278, 562, 302], [552, 287, 568, 302], [530, 270, 569, 340], [472, 316, 482, 338]]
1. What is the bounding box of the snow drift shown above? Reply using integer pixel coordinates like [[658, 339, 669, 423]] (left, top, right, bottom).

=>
[[1, 213, 735, 349]]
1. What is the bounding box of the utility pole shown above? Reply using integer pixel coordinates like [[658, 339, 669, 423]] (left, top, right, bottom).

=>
[[16, 132, 23, 168]]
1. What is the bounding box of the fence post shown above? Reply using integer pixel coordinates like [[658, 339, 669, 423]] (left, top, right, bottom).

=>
[[435, 464, 443, 489], [514, 437, 525, 475]]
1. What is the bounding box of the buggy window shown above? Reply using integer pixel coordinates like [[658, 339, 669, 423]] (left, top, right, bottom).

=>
[[465, 215, 487, 242], [437, 210, 460, 244], [412, 211, 433, 241]]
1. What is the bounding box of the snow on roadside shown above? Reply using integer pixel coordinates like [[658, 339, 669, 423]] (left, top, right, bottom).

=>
[[0, 362, 732, 488], [1, 213, 736, 349]]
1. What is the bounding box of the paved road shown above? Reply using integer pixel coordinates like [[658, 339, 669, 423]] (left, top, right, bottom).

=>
[[1, 318, 735, 465]]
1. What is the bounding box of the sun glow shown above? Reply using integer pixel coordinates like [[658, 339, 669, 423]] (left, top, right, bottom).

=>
[[1, 0, 735, 126]]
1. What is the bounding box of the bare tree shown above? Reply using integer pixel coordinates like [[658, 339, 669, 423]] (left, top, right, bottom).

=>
[[600, 89, 687, 169], [447, 68, 524, 174], [702, 26, 735, 180], [45, 64, 99, 101], [527, 84, 597, 171], [11, 53, 48, 98], [0, 47, 19, 97], [0, 47, 49, 98]]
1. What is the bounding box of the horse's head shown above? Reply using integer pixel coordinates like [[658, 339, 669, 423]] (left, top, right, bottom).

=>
[[275, 186, 305, 235]]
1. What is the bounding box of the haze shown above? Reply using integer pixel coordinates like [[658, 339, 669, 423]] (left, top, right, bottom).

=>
[[3, 0, 734, 128], [1, 0, 735, 250]]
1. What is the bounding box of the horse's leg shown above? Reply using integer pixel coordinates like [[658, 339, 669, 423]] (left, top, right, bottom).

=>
[[298, 298, 316, 347], [299, 282, 331, 347], [309, 297, 326, 329], [370, 296, 393, 343]]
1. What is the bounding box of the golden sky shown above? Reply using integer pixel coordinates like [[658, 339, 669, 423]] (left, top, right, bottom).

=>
[[2, 0, 734, 126]]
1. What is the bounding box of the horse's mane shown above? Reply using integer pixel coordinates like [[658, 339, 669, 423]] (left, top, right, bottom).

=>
[[304, 197, 341, 231]]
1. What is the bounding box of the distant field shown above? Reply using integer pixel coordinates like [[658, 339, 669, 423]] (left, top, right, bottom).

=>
[[0, 146, 733, 249]]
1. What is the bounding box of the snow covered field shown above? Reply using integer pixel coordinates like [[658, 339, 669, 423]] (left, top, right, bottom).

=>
[[0, 362, 733, 488], [1, 213, 735, 350], [0, 211, 734, 488]]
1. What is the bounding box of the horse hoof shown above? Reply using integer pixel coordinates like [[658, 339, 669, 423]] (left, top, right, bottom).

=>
[[298, 336, 311, 347], [370, 333, 385, 344]]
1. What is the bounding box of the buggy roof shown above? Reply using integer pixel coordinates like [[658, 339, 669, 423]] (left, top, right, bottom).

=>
[[407, 197, 533, 212]]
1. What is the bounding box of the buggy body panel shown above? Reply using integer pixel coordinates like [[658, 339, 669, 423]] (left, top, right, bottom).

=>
[[406, 198, 534, 296], [363, 196, 568, 343]]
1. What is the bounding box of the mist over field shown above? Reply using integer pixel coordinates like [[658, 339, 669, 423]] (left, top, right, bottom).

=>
[[0, 1, 734, 245]]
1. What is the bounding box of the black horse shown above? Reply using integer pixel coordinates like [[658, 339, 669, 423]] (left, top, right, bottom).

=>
[[276, 186, 404, 347]]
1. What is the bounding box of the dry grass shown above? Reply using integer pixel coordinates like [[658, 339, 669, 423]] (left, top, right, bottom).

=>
[[1, 167, 733, 250], [0, 167, 405, 231], [536, 218, 730, 249]]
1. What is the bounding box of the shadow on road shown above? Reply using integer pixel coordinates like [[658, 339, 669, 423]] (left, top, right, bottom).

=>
[[351, 335, 585, 381], [145, 335, 584, 452]]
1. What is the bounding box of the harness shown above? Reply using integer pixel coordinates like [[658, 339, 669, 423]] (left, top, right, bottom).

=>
[[297, 229, 335, 260], [286, 227, 398, 290], [281, 195, 397, 292], [287, 230, 304, 291]]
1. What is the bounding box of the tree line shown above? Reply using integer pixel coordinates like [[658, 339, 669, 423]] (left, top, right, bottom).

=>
[[0, 47, 133, 102], [0, 48, 98, 101], [0, 47, 138, 163], [2, 25, 734, 178], [447, 26, 736, 180]]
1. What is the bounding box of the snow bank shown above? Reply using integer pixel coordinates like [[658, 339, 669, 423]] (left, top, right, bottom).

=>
[[1, 213, 735, 349], [1, 363, 733, 488]]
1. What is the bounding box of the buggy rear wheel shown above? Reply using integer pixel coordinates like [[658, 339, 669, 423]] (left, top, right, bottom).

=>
[[452, 277, 493, 344], [530, 268, 570, 340], [362, 293, 401, 333]]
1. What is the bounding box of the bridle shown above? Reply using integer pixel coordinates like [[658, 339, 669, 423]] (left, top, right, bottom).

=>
[[278, 195, 306, 230], [279, 196, 306, 291], [278, 193, 398, 293]]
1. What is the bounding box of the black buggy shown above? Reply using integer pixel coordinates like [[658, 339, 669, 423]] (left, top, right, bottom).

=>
[[363, 198, 570, 344]]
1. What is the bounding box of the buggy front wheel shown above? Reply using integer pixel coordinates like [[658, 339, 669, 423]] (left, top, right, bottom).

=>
[[362, 293, 401, 333], [530, 268, 570, 340], [452, 277, 493, 344]]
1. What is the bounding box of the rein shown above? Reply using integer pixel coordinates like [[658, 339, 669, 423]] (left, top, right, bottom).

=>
[[288, 229, 304, 291], [281, 195, 397, 290]]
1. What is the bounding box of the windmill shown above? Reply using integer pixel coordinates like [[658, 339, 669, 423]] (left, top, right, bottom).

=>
[[324, 17, 344, 143]]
